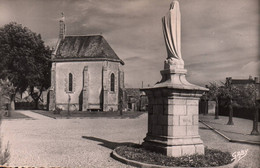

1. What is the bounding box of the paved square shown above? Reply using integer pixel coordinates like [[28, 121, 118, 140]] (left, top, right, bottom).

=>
[[1, 111, 259, 168]]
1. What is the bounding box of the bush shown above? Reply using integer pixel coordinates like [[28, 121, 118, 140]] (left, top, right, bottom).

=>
[[0, 142, 10, 165], [0, 116, 10, 165], [115, 145, 232, 167], [52, 107, 62, 114]]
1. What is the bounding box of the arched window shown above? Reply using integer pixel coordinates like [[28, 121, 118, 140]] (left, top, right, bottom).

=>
[[111, 73, 115, 92], [69, 73, 73, 92]]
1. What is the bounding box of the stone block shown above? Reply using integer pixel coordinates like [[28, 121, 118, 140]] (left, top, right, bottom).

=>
[[148, 97, 155, 105], [193, 115, 198, 125], [167, 98, 186, 105], [168, 116, 179, 126], [167, 146, 182, 157], [148, 123, 152, 133], [187, 99, 198, 105], [153, 105, 163, 114], [152, 125, 157, 134], [168, 125, 186, 136], [154, 90, 162, 97], [181, 138, 194, 145], [187, 105, 198, 115], [163, 104, 172, 115], [182, 145, 195, 155], [158, 115, 168, 125], [167, 126, 174, 136], [164, 104, 186, 115], [195, 144, 205, 154], [148, 104, 153, 114], [180, 116, 193, 126], [156, 98, 164, 105], [173, 126, 187, 136], [157, 125, 163, 135], [186, 125, 198, 136], [152, 125, 163, 135], [163, 97, 169, 105], [152, 115, 158, 125], [148, 115, 153, 124], [173, 105, 187, 116], [162, 125, 168, 136]]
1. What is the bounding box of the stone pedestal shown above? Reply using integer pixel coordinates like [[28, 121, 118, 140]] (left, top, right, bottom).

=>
[[141, 68, 208, 157]]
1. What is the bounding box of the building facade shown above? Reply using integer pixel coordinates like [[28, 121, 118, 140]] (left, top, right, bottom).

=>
[[48, 16, 124, 111]]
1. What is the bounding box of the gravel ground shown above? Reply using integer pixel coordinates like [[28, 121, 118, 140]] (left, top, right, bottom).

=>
[[1, 111, 260, 168]]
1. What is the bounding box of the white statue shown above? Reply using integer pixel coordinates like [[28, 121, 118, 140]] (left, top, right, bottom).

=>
[[162, 0, 184, 69]]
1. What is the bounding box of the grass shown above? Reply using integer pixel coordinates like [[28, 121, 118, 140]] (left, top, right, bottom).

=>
[[115, 145, 233, 167], [32, 110, 145, 119]]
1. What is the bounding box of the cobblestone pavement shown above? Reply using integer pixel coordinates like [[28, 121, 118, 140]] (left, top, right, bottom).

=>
[[1, 111, 260, 168]]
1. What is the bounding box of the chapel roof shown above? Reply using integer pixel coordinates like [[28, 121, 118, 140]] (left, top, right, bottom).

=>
[[53, 35, 124, 65]]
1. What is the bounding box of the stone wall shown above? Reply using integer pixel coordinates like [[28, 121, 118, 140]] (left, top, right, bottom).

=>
[[103, 61, 121, 111], [55, 61, 103, 110], [52, 60, 122, 111]]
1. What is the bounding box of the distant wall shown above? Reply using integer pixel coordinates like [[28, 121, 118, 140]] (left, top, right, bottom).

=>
[[208, 101, 216, 114], [219, 105, 260, 121]]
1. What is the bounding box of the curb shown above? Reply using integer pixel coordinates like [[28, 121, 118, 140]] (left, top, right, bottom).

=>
[[111, 148, 239, 168], [199, 120, 260, 145]]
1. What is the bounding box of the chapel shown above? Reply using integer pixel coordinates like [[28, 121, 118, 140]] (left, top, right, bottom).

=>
[[48, 15, 124, 111]]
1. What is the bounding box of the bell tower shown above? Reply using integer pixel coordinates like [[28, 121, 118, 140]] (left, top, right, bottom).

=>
[[59, 12, 66, 39]]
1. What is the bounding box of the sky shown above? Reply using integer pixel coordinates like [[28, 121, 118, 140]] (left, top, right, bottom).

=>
[[0, 0, 259, 88]]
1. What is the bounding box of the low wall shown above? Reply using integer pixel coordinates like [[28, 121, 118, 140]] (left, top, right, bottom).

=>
[[219, 106, 260, 121]]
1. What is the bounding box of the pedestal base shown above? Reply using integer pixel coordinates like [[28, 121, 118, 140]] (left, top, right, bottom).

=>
[[141, 68, 208, 157], [143, 134, 204, 157]]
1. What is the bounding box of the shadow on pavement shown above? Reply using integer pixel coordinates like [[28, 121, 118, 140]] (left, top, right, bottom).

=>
[[199, 126, 211, 130], [82, 136, 136, 150]]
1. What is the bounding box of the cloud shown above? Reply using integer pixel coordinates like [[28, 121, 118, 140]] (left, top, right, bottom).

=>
[[1, 0, 258, 88], [241, 61, 260, 77]]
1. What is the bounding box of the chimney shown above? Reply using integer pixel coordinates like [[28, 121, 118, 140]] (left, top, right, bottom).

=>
[[249, 75, 253, 80], [59, 12, 66, 39], [226, 77, 232, 87]]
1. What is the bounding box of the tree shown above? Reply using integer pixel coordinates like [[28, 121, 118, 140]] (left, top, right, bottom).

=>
[[236, 84, 259, 135], [207, 82, 221, 119], [0, 79, 15, 117], [219, 79, 240, 125], [28, 45, 51, 109], [0, 22, 51, 110]]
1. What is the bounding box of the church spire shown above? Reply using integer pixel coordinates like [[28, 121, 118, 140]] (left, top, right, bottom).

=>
[[59, 12, 66, 39]]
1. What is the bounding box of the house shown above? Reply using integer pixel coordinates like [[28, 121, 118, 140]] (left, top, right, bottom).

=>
[[48, 15, 124, 111], [124, 88, 148, 111], [226, 76, 260, 99], [218, 76, 260, 120]]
